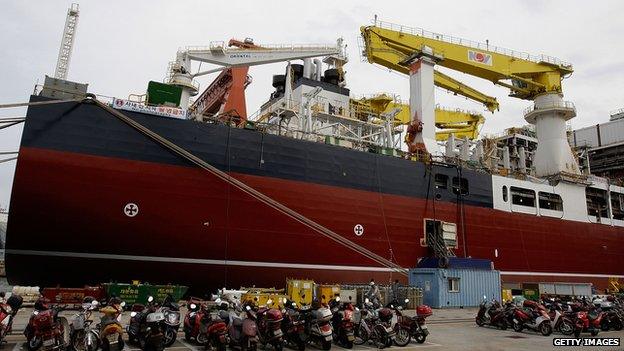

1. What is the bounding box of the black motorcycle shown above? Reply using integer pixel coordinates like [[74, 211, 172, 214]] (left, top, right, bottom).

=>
[[127, 296, 165, 351]]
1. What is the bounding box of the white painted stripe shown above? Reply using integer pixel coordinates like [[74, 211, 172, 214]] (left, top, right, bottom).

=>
[[501, 270, 624, 279], [7, 249, 622, 278], [5, 249, 395, 272]]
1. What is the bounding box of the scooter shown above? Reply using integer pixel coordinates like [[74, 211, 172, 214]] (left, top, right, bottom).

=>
[[161, 295, 181, 347], [393, 298, 431, 345], [328, 296, 355, 349], [301, 300, 333, 350], [512, 300, 552, 336], [127, 296, 165, 351], [353, 298, 395, 349], [254, 299, 284, 351], [0, 294, 22, 345], [280, 299, 306, 351], [475, 297, 508, 330], [225, 302, 259, 351], [25, 298, 70, 351], [183, 299, 208, 344], [202, 300, 230, 351], [96, 299, 126, 351]]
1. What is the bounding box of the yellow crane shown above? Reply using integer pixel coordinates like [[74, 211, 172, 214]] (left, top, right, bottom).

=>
[[360, 20, 579, 177], [353, 94, 484, 141]]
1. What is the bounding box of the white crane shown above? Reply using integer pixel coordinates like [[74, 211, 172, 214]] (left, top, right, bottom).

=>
[[167, 39, 344, 109], [54, 3, 80, 80]]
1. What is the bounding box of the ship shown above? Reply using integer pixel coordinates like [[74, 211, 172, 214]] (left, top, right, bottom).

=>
[[5, 21, 624, 292]]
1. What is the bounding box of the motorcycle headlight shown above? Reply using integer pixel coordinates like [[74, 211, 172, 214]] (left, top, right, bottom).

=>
[[130, 312, 137, 318], [167, 312, 179, 324]]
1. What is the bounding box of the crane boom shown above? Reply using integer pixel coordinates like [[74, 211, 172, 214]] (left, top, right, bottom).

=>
[[168, 40, 341, 109], [361, 21, 573, 99], [54, 3, 79, 80]]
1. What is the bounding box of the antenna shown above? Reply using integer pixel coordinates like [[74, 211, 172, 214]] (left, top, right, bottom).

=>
[[54, 3, 80, 80]]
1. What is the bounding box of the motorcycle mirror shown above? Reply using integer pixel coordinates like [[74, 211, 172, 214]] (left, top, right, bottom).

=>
[[245, 305, 251, 311], [148, 296, 154, 303]]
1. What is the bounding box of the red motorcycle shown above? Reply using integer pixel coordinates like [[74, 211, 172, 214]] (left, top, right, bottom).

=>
[[392, 299, 432, 345], [569, 301, 601, 336], [254, 300, 284, 351], [512, 300, 552, 336], [25, 298, 70, 351], [184, 299, 208, 344], [328, 297, 355, 349], [281, 299, 306, 351], [0, 294, 23, 344], [202, 300, 230, 351]]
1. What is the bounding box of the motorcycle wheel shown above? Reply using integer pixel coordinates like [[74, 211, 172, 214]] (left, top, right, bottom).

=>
[[475, 317, 485, 327], [559, 320, 574, 336], [296, 339, 306, 351], [590, 328, 599, 337], [164, 327, 177, 347], [196, 333, 208, 346], [27, 337, 42, 351], [353, 325, 368, 345], [601, 319, 610, 332], [384, 337, 393, 348], [184, 331, 193, 343], [613, 319, 623, 331], [71, 330, 86, 351], [393, 327, 410, 347], [539, 322, 553, 336], [574, 327, 581, 338], [273, 341, 283, 351], [321, 339, 332, 350], [216, 343, 226, 351], [512, 321, 523, 333], [343, 339, 354, 349], [500, 320, 508, 330], [414, 334, 426, 344]]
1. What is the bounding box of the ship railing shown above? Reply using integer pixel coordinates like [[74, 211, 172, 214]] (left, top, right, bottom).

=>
[[372, 19, 572, 68]]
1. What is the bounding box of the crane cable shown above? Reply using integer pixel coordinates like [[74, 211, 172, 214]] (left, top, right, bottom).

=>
[[85, 96, 408, 276]]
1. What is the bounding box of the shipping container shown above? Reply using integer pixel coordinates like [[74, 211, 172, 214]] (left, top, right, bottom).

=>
[[102, 283, 187, 305], [317, 285, 340, 304], [286, 279, 314, 307], [409, 267, 500, 308]]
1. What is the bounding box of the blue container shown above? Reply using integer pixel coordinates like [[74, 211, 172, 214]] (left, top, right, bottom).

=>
[[409, 268, 501, 308]]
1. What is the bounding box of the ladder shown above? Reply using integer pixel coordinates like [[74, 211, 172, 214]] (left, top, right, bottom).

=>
[[54, 3, 80, 80]]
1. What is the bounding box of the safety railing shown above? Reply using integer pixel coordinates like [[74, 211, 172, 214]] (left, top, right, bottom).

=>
[[183, 43, 339, 53], [523, 100, 576, 117], [373, 19, 572, 68]]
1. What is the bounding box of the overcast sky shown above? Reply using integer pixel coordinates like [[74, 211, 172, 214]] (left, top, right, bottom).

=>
[[1, 0, 623, 209]]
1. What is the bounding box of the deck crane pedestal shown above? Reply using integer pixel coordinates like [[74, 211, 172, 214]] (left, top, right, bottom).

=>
[[361, 20, 579, 177], [166, 40, 342, 116]]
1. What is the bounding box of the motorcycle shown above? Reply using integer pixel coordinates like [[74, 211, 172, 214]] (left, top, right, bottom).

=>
[[161, 295, 181, 347], [475, 297, 508, 330], [594, 298, 623, 332], [542, 299, 577, 337], [25, 298, 70, 351], [393, 298, 431, 345], [224, 302, 259, 351], [183, 299, 208, 344], [127, 296, 165, 351], [512, 300, 552, 336], [0, 293, 22, 344], [202, 300, 230, 351], [301, 300, 333, 350], [96, 300, 126, 351], [254, 299, 284, 351], [328, 296, 355, 349], [280, 299, 306, 351], [353, 298, 395, 348], [69, 298, 99, 351]]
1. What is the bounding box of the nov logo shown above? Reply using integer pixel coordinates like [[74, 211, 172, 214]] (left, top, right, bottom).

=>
[[468, 50, 492, 66]]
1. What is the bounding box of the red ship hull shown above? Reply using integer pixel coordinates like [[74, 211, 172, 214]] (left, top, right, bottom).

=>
[[7, 146, 622, 291]]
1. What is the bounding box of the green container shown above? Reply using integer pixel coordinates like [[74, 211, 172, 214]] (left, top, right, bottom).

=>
[[102, 283, 188, 305], [146, 81, 182, 107]]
